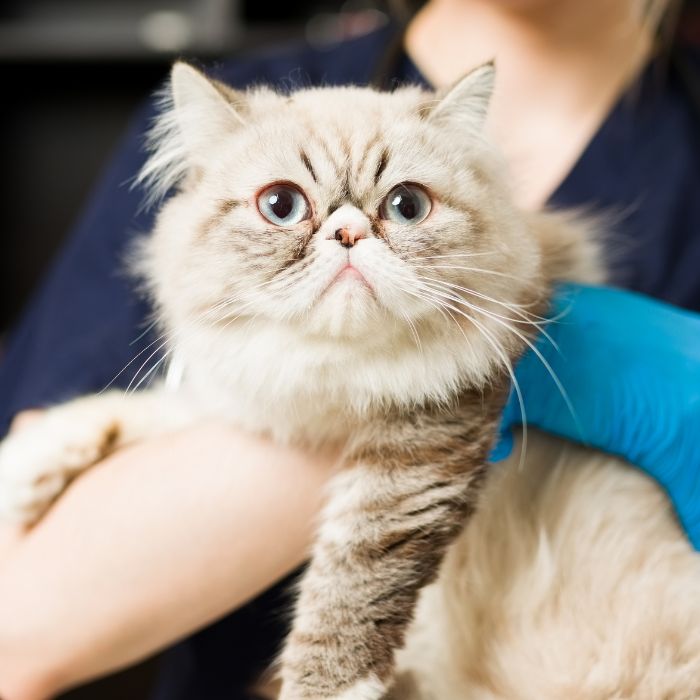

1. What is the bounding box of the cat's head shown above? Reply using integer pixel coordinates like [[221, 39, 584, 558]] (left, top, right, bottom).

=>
[[137, 62, 599, 398]]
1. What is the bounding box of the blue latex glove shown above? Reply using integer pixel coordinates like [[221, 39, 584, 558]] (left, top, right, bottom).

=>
[[491, 283, 700, 549]]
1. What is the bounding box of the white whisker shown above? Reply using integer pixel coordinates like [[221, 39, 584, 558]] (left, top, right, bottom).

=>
[[417, 278, 582, 442], [128, 349, 172, 395], [400, 278, 528, 467], [415, 263, 534, 284], [412, 251, 500, 261]]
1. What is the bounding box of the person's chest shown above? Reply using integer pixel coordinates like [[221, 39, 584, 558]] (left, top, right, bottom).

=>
[[548, 69, 700, 312]]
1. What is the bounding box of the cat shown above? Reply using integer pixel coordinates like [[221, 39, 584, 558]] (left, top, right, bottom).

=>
[[1, 60, 697, 700]]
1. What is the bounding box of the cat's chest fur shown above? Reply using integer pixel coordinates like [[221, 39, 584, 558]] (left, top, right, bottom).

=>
[[170, 316, 489, 446]]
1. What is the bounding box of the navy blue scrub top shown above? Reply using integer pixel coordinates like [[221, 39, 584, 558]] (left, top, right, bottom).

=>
[[0, 21, 699, 700]]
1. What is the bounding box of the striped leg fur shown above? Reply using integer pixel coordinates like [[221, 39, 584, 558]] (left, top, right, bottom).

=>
[[278, 395, 501, 699]]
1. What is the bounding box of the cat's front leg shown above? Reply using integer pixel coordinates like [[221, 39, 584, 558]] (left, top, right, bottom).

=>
[[0, 388, 196, 524], [278, 401, 499, 700]]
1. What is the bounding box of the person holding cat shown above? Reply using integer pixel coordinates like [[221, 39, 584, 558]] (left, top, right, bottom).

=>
[[0, 0, 699, 698]]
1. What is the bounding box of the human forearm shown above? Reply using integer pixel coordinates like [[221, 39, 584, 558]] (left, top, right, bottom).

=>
[[0, 422, 333, 699]]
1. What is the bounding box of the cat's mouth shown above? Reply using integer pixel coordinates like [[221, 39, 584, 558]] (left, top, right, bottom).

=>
[[322, 263, 374, 297]]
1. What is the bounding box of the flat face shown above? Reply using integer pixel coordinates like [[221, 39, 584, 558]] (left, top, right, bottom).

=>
[[134, 67, 554, 418], [147, 77, 541, 344]]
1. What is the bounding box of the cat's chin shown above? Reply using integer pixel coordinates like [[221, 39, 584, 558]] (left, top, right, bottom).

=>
[[305, 275, 386, 339]]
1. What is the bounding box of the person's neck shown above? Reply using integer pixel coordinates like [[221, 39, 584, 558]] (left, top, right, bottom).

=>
[[405, 0, 653, 93], [405, 0, 655, 208]]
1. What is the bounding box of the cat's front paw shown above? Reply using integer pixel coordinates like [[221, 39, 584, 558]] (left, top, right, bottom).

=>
[[0, 410, 120, 525], [278, 676, 387, 700]]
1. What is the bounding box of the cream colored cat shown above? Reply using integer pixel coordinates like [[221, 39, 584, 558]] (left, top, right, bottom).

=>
[[0, 62, 698, 700]]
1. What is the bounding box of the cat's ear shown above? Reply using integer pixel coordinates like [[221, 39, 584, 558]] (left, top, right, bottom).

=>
[[426, 62, 495, 133], [170, 62, 246, 154], [136, 62, 246, 204]]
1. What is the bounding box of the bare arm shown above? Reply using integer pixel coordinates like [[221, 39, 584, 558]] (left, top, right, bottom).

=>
[[0, 421, 335, 700]]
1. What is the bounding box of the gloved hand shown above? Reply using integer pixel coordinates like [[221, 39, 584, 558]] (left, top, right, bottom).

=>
[[491, 283, 700, 549]]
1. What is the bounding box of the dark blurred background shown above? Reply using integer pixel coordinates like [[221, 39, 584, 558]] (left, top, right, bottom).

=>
[[0, 2, 388, 698]]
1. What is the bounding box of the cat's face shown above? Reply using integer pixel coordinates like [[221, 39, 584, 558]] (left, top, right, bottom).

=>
[[140, 63, 553, 385]]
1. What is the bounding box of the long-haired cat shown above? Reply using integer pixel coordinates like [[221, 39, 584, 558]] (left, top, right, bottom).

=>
[[1, 62, 698, 700]]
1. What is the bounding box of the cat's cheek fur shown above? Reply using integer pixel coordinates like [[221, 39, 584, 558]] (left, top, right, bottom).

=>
[[135, 192, 247, 326]]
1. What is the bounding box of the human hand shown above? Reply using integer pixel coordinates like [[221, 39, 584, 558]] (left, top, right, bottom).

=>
[[492, 283, 700, 548]]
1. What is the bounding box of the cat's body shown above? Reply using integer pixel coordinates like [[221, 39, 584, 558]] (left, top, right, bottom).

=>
[[1, 63, 698, 700], [392, 436, 700, 700]]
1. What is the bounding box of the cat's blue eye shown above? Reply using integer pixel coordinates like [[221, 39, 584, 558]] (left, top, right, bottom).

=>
[[380, 184, 432, 224], [257, 184, 310, 226]]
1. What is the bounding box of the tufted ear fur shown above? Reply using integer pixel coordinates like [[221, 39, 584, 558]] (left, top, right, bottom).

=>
[[136, 62, 247, 204], [170, 62, 246, 155], [427, 62, 495, 134]]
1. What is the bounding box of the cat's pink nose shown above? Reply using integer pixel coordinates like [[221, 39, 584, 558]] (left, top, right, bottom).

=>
[[334, 227, 366, 248]]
